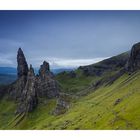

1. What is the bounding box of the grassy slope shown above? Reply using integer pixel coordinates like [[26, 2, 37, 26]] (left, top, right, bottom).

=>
[[1, 70, 140, 129], [55, 69, 97, 94], [0, 96, 16, 129], [55, 51, 129, 95]]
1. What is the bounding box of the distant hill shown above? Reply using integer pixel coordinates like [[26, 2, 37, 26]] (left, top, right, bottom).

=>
[[0, 67, 74, 75], [0, 67, 16, 75], [0, 67, 74, 84], [0, 74, 17, 85], [51, 68, 75, 74]]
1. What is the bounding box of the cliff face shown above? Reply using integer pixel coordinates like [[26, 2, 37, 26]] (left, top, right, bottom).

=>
[[126, 42, 140, 72], [9, 48, 60, 114], [78, 42, 140, 77]]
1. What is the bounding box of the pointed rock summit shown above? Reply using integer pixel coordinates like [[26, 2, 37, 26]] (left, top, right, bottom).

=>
[[17, 48, 28, 78], [39, 61, 51, 79], [9, 48, 60, 114], [36, 61, 59, 98]]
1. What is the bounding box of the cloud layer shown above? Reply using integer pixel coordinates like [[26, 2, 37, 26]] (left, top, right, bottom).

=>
[[0, 11, 140, 68]]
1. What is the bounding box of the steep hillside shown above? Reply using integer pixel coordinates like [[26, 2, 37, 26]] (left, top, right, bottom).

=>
[[0, 43, 140, 130], [1, 70, 140, 129], [56, 51, 129, 94]]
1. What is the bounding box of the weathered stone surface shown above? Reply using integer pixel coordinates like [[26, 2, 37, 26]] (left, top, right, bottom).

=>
[[126, 42, 140, 72], [53, 94, 70, 115], [8, 48, 60, 114], [36, 61, 59, 98], [39, 61, 53, 79], [9, 48, 28, 100], [16, 65, 38, 114], [9, 75, 27, 100], [17, 48, 28, 78]]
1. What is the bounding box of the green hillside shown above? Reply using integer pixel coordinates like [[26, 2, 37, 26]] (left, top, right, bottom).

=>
[[0, 68, 140, 129], [0, 49, 140, 130]]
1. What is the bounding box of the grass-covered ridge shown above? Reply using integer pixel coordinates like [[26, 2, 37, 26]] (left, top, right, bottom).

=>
[[0, 50, 140, 130], [0, 69, 140, 129]]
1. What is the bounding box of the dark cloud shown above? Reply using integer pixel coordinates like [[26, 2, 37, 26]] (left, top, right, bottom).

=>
[[0, 11, 140, 68]]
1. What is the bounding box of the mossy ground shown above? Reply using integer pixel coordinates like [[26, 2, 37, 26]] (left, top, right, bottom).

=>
[[0, 70, 140, 129]]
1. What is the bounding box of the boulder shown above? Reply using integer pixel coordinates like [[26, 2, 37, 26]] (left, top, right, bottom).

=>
[[53, 94, 70, 115]]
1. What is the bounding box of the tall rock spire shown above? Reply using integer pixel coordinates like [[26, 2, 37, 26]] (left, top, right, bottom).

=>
[[10, 49, 60, 114], [17, 48, 28, 78], [16, 64, 38, 113]]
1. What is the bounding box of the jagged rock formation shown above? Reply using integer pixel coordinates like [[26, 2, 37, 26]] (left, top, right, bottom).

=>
[[9, 48, 28, 100], [36, 61, 59, 98], [9, 48, 60, 114], [126, 42, 140, 72], [17, 48, 28, 78], [39, 61, 51, 78], [16, 65, 38, 114]]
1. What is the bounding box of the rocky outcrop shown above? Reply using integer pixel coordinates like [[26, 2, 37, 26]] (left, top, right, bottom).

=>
[[9, 76, 27, 100], [9, 48, 60, 114], [17, 48, 28, 78], [39, 61, 51, 78], [16, 65, 38, 114], [53, 94, 70, 115], [36, 61, 59, 98], [79, 65, 110, 76], [79, 52, 129, 76], [126, 42, 140, 72], [9, 48, 28, 100]]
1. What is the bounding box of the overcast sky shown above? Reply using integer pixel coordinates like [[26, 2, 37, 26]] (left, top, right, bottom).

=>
[[0, 11, 140, 68]]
